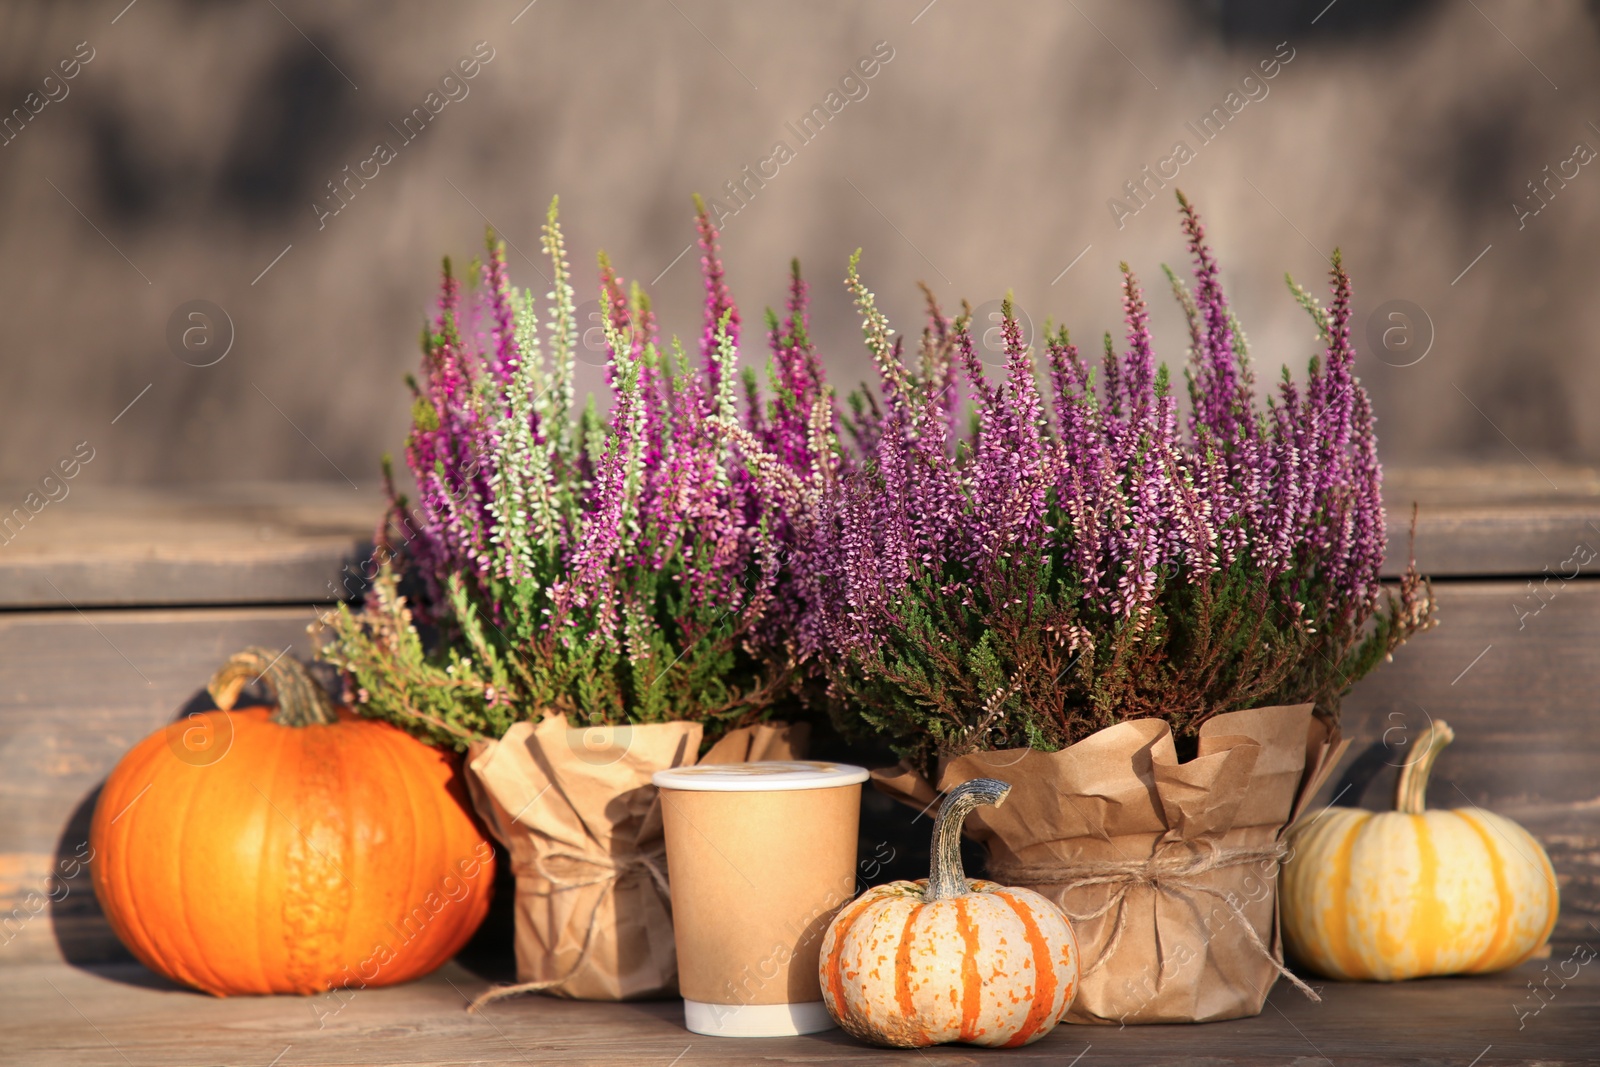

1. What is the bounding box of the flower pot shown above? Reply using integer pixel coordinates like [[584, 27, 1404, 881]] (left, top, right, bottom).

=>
[[463, 714, 807, 1003], [876, 704, 1346, 1024]]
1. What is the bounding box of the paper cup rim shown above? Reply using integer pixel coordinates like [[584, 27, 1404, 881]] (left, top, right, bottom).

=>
[[652, 760, 869, 792]]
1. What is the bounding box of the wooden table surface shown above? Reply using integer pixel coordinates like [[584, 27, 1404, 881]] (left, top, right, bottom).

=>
[[7, 948, 1598, 1067]]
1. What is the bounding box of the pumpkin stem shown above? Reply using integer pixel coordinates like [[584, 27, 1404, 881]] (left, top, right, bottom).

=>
[[925, 777, 1011, 902], [208, 647, 339, 728], [1394, 719, 1454, 815]]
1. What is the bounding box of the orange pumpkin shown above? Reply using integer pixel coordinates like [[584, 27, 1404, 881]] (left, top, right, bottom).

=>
[[819, 778, 1079, 1048], [89, 648, 495, 996]]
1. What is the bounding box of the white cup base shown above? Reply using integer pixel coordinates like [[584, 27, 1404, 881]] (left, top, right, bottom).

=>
[[682, 998, 836, 1037]]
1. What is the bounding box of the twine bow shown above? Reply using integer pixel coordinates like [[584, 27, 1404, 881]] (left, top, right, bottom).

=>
[[467, 846, 671, 1012], [989, 839, 1320, 1003]]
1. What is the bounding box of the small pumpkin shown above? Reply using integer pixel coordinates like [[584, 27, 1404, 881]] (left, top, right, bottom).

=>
[[1282, 720, 1558, 981], [818, 778, 1079, 1048], [90, 648, 495, 996]]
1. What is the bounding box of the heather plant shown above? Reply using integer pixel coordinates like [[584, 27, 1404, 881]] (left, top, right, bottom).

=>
[[321, 198, 830, 750], [729, 194, 1436, 767]]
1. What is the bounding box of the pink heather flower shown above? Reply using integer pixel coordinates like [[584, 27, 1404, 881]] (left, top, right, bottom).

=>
[[695, 196, 740, 398], [1178, 193, 1254, 453], [1119, 268, 1152, 418], [484, 239, 518, 381]]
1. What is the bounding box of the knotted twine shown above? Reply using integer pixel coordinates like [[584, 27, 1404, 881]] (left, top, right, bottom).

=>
[[989, 837, 1320, 1002], [467, 847, 671, 1013]]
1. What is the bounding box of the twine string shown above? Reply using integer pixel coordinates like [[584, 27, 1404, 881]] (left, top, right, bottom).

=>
[[467, 847, 670, 1012], [989, 839, 1320, 1003]]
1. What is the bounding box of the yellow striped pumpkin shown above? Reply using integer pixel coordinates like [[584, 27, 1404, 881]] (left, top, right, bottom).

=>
[[1282, 720, 1558, 981], [818, 778, 1078, 1048]]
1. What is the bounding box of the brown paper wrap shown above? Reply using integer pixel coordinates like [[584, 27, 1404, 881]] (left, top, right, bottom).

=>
[[464, 714, 807, 1002], [875, 704, 1348, 1025]]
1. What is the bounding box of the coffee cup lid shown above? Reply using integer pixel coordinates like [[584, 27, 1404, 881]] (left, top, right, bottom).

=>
[[652, 760, 870, 792]]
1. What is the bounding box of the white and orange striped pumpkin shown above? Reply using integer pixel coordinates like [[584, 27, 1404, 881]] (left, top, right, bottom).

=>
[[1282, 720, 1558, 981], [818, 778, 1078, 1048]]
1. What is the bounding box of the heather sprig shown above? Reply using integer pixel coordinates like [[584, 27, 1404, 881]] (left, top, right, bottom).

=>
[[322, 198, 830, 750], [757, 194, 1435, 767]]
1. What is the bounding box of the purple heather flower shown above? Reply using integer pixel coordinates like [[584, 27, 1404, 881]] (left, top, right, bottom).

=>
[[1178, 194, 1254, 452], [484, 239, 518, 382], [805, 194, 1395, 664], [695, 198, 740, 400]]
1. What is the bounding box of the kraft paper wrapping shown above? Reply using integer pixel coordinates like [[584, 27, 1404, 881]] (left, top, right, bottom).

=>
[[465, 714, 807, 1001], [874, 704, 1347, 1024]]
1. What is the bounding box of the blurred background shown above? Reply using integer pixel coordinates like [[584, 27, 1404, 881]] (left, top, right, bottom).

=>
[[2, 0, 1598, 491]]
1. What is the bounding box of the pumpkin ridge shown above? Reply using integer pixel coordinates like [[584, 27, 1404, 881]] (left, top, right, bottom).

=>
[[279, 724, 355, 992], [1455, 810, 1514, 973], [826, 893, 884, 1018], [409, 729, 467, 972], [893, 903, 923, 1021], [403, 723, 476, 979], [431, 751, 485, 966], [953, 897, 981, 1042], [1492, 812, 1560, 970], [374, 723, 444, 979], [995, 891, 1055, 1048], [1325, 813, 1367, 979], [247, 713, 292, 993], [1411, 813, 1445, 978], [173, 727, 245, 995], [93, 734, 174, 986], [273, 727, 311, 990], [329, 721, 369, 983], [234, 714, 300, 994], [1529, 823, 1560, 958], [352, 720, 416, 982], [213, 713, 282, 995]]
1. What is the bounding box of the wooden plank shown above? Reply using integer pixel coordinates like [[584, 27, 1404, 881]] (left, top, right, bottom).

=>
[[0, 482, 377, 608], [1381, 465, 1600, 578], [2, 953, 1594, 1066], [0, 606, 330, 963], [1385, 465, 1600, 507]]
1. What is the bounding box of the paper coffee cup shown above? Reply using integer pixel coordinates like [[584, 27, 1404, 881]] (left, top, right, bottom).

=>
[[653, 760, 868, 1037]]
